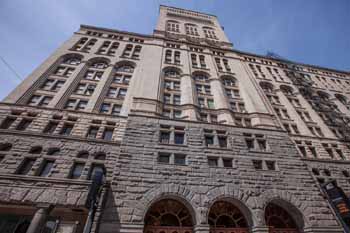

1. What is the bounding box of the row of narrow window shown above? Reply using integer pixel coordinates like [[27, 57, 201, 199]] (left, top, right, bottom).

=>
[[166, 21, 218, 40], [158, 125, 268, 151], [72, 37, 142, 59], [0, 114, 118, 142]]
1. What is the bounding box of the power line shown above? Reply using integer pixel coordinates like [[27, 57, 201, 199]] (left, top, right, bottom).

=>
[[0, 55, 23, 81]]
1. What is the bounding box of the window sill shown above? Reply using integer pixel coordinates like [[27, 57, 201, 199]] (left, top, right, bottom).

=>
[[248, 150, 273, 154], [159, 142, 188, 147]]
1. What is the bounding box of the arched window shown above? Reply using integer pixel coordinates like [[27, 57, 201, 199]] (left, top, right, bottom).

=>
[[77, 151, 89, 159], [316, 91, 330, 102], [144, 199, 194, 229], [265, 203, 300, 232], [94, 152, 106, 160], [260, 82, 274, 94], [208, 201, 248, 228], [0, 142, 12, 151], [47, 147, 60, 156], [335, 94, 348, 105], [193, 72, 214, 109], [167, 20, 180, 33], [91, 61, 108, 69], [115, 64, 135, 73], [63, 57, 82, 65], [164, 69, 181, 79], [222, 76, 245, 113], [29, 146, 42, 154], [280, 85, 294, 96]]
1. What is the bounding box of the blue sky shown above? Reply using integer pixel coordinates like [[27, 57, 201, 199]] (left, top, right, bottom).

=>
[[0, 0, 349, 100]]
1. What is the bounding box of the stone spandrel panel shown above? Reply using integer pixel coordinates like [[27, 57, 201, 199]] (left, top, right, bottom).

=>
[[101, 115, 340, 230]]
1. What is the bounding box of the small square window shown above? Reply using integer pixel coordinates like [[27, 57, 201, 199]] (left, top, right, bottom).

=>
[[218, 136, 227, 148], [223, 158, 232, 168], [158, 153, 170, 164], [174, 154, 186, 165], [252, 160, 262, 170], [208, 157, 218, 167], [266, 161, 276, 170], [205, 135, 214, 146]]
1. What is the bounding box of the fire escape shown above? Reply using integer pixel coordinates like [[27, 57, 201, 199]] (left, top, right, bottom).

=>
[[266, 52, 350, 142]]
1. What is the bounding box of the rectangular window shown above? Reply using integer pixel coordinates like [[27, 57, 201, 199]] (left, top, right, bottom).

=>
[[205, 135, 214, 146], [218, 136, 227, 148], [160, 131, 170, 144], [208, 157, 218, 167], [207, 99, 214, 109], [17, 158, 36, 175], [252, 160, 263, 170], [112, 105, 122, 115], [0, 117, 16, 129], [174, 154, 186, 165], [245, 138, 254, 150], [60, 123, 74, 136], [38, 160, 54, 177], [70, 163, 85, 179], [266, 161, 276, 170], [103, 128, 114, 141], [158, 153, 170, 164], [100, 103, 111, 113], [43, 121, 59, 134], [16, 118, 32, 131], [223, 158, 233, 168], [174, 132, 184, 145], [87, 126, 99, 139], [88, 164, 105, 180]]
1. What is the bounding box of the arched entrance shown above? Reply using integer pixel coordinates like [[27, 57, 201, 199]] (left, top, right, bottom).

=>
[[209, 201, 249, 233], [265, 203, 300, 233], [144, 199, 194, 233]]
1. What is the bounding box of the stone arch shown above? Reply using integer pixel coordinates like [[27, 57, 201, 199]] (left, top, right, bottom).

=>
[[205, 186, 254, 227], [61, 53, 84, 62], [192, 70, 210, 78], [207, 197, 253, 229], [115, 60, 136, 68], [279, 84, 294, 95], [259, 190, 308, 228], [138, 184, 198, 226], [87, 57, 111, 67], [316, 90, 331, 101], [162, 66, 183, 75], [335, 93, 348, 105], [259, 81, 275, 93]]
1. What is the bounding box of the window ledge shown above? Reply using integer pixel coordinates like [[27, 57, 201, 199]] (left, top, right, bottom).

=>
[[248, 150, 273, 154], [159, 143, 188, 147]]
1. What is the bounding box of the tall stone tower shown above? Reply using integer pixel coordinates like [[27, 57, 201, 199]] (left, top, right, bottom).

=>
[[0, 5, 349, 233]]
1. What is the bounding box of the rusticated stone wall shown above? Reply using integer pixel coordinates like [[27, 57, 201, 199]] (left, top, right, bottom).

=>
[[98, 115, 343, 233]]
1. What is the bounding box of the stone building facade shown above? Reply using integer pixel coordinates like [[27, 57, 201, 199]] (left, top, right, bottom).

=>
[[0, 5, 350, 233]]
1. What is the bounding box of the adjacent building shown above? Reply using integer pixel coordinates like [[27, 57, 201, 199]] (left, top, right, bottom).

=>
[[0, 5, 350, 233]]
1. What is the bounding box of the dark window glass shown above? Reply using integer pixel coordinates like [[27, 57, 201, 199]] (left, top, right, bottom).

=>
[[158, 153, 170, 164], [174, 154, 186, 165], [16, 118, 32, 131], [87, 126, 99, 139], [298, 146, 307, 157], [174, 133, 184, 145], [208, 157, 218, 167], [257, 139, 267, 151], [60, 123, 74, 136], [18, 158, 36, 175], [205, 135, 214, 146], [223, 158, 232, 168], [0, 117, 16, 129], [70, 163, 85, 179], [309, 147, 317, 158], [160, 131, 170, 144], [218, 136, 227, 148], [245, 138, 254, 150], [43, 121, 59, 134], [103, 128, 114, 141], [252, 160, 262, 170], [38, 160, 54, 177], [266, 161, 276, 170], [312, 168, 320, 176], [88, 164, 105, 180]]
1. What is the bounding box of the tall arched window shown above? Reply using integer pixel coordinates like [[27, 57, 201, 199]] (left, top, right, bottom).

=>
[[265, 203, 301, 232], [222, 76, 245, 113], [193, 72, 213, 109], [162, 67, 182, 119]]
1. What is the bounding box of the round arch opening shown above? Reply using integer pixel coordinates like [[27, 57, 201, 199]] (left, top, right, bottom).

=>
[[208, 200, 250, 233], [144, 198, 194, 233], [265, 201, 303, 233]]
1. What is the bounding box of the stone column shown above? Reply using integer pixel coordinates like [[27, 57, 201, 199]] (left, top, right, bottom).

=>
[[181, 74, 197, 121], [26, 205, 53, 233]]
